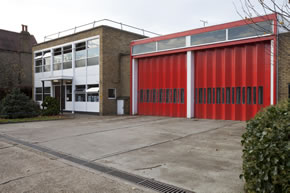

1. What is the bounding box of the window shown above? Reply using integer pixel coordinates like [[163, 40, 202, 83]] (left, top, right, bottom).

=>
[[242, 87, 246, 104], [258, 87, 263, 104], [199, 88, 203, 104], [166, 89, 170, 103], [66, 85, 72, 101], [63, 45, 72, 69], [173, 89, 177, 103], [146, 89, 150, 102], [35, 87, 42, 101], [213, 88, 215, 104], [228, 21, 273, 40], [87, 39, 99, 66], [247, 87, 252, 104], [180, 89, 185, 104], [43, 51, 51, 72], [236, 87, 241, 104], [53, 48, 62, 70], [158, 37, 186, 51], [217, 88, 221, 104], [75, 42, 86, 68], [108, 88, 116, 99], [207, 88, 211, 104], [253, 87, 257, 104], [195, 88, 197, 104], [159, 89, 163, 103], [132, 42, 156, 55], [35, 52, 42, 73], [140, 90, 143, 103], [191, 29, 226, 46], [222, 88, 225, 104], [87, 84, 99, 102], [35, 87, 50, 101], [232, 88, 235, 104], [204, 88, 206, 104], [75, 85, 86, 102], [226, 87, 230, 104], [153, 89, 156, 103]]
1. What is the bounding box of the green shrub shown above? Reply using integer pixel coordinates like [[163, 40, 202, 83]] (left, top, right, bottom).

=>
[[0, 89, 40, 119], [241, 99, 290, 193], [41, 96, 60, 116]]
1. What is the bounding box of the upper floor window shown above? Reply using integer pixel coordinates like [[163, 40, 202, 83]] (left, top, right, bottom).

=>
[[43, 51, 51, 72], [75, 42, 86, 68], [63, 45, 72, 69], [87, 39, 99, 66], [35, 52, 42, 73], [53, 48, 62, 71]]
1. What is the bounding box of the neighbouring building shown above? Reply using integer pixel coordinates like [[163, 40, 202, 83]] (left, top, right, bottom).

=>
[[130, 14, 290, 121], [33, 24, 146, 115], [0, 25, 37, 99]]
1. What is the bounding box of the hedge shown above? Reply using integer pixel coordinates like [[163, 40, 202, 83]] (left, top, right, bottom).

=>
[[241, 99, 290, 193]]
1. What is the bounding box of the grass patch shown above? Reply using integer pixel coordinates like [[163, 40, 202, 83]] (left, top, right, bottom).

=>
[[0, 115, 67, 124]]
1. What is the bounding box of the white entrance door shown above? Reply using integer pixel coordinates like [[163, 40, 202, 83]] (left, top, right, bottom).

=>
[[117, 100, 124, 115]]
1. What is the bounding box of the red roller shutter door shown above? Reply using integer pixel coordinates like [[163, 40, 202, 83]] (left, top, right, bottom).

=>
[[138, 53, 187, 117], [194, 41, 271, 121]]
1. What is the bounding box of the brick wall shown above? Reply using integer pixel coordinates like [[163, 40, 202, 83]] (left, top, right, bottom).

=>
[[278, 32, 290, 101]]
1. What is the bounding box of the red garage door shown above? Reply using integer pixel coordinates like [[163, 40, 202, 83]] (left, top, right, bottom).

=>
[[138, 53, 187, 117], [194, 41, 271, 121]]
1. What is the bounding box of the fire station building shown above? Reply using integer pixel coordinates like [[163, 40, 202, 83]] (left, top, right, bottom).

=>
[[130, 14, 290, 121]]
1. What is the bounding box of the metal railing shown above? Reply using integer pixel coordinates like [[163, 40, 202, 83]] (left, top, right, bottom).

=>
[[43, 19, 161, 42]]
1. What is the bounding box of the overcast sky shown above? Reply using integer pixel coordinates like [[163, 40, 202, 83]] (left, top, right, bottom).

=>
[[1, 0, 282, 42]]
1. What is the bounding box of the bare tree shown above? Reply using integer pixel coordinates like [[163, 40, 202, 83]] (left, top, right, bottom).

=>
[[235, 0, 289, 32]]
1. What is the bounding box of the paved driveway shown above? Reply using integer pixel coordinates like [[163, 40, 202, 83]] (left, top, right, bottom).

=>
[[0, 115, 245, 193]]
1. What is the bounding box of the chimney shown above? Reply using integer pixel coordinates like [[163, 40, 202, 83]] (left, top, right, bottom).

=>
[[21, 25, 28, 33]]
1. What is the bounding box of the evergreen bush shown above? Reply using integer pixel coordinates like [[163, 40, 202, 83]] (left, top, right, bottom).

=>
[[241, 99, 290, 193], [41, 96, 60, 116]]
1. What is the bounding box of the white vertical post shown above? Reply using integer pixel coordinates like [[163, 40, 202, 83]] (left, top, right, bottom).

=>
[[270, 40, 274, 105], [72, 43, 76, 113], [132, 58, 138, 115], [187, 51, 194, 118]]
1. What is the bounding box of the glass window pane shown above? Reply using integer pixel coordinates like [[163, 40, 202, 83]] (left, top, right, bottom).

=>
[[232, 88, 235, 104], [35, 59, 42, 66], [258, 87, 263, 104], [76, 50, 86, 60], [75, 59, 86, 68], [76, 42, 86, 51], [247, 87, 252, 104], [213, 88, 215, 104], [217, 88, 221, 104], [195, 88, 197, 104], [63, 61, 72, 69], [87, 57, 99, 66], [173, 89, 177, 103], [132, 42, 156, 55], [180, 89, 184, 104], [226, 87, 230, 104], [63, 52, 72, 62], [166, 89, 170, 103], [159, 89, 163, 103], [66, 85, 72, 102], [35, 94, 42, 101], [253, 87, 257, 104], [204, 88, 206, 104], [140, 90, 143, 103], [87, 93, 99, 102], [108, 88, 116, 99], [242, 87, 246, 104], [76, 94, 86, 102], [228, 21, 273, 40], [199, 88, 203, 104], [222, 88, 225, 104], [191, 29, 226, 46], [53, 63, 62, 70], [207, 88, 211, 104], [87, 39, 99, 48], [157, 37, 186, 51], [236, 87, 241, 104], [146, 89, 150, 103], [153, 89, 156, 103]]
